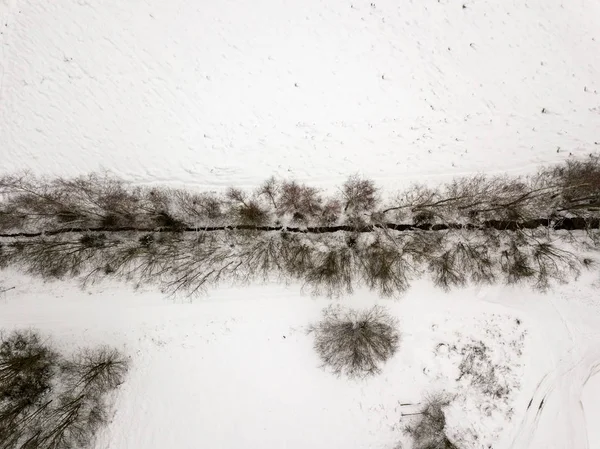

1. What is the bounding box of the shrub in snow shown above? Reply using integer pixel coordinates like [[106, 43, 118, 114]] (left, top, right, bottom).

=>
[[278, 180, 323, 221], [342, 175, 379, 216], [0, 330, 129, 449], [553, 154, 600, 210], [404, 394, 458, 449], [358, 239, 411, 296], [309, 305, 400, 378], [304, 247, 354, 296], [226, 188, 268, 225], [319, 198, 342, 225], [455, 340, 512, 400], [427, 240, 495, 291]]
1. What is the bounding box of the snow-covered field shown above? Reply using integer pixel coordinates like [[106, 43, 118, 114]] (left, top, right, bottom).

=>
[[1, 0, 600, 188], [584, 373, 600, 448], [1, 0, 600, 448], [1, 273, 599, 449]]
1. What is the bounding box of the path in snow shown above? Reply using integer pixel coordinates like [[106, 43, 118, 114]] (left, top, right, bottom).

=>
[[508, 347, 600, 449], [479, 281, 600, 449]]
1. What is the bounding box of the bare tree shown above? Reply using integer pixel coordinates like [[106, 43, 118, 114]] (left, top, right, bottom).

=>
[[278, 181, 323, 222], [357, 240, 411, 296], [226, 188, 269, 225], [0, 330, 129, 449], [342, 175, 379, 216], [304, 246, 354, 296], [309, 305, 400, 378]]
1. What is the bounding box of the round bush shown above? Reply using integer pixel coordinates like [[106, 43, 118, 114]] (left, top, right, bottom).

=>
[[310, 305, 400, 378]]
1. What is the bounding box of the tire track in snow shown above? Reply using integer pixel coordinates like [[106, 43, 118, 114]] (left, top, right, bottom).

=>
[[478, 285, 600, 449], [508, 329, 600, 449]]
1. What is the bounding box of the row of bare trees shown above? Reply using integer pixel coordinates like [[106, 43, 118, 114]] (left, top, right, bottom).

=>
[[0, 155, 599, 235], [0, 330, 128, 449], [0, 156, 598, 296], [0, 225, 593, 297]]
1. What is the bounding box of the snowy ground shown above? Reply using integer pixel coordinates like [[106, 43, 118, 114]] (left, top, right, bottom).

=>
[[1, 0, 600, 448], [583, 374, 600, 448], [0, 271, 599, 449], [1, 0, 600, 189]]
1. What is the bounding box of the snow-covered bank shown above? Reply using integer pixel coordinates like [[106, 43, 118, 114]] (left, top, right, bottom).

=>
[[1, 272, 598, 449]]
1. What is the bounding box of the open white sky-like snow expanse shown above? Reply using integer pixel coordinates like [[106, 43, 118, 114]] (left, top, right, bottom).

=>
[[1, 0, 600, 188], [1, 0, 600, 448]]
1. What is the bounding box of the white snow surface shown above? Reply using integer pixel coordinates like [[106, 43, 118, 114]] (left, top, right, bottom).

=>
[[1, 0, 600, 188], [0, 274, 599, 449], [583, 373, 600, 448], [1, 0, 600, 448], [0, 273, 598, 449]]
